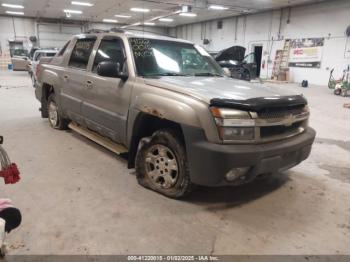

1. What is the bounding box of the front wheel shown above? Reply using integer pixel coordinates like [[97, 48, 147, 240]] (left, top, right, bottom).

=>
[[47, 94, 69, 130], [135, 129, 194, 199]]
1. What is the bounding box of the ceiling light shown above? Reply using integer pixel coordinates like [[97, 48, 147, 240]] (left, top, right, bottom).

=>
[[130, 7, 150, 13], [159, 18, 173, 22], [103, 19, 118, 23], [63, 9, 82, 14], [71, 1, 94, 7], [6, 11, 24, 15], [179, 12, 197, 17], [2, 3, 24, 9], [115, 15, 131, 18], [143, 22, 155, 26], [209, 5, 228, 10]]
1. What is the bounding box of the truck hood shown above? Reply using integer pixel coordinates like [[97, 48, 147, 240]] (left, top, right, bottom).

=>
[[215, 46, 246, 62], [144, 76, 301, 105]]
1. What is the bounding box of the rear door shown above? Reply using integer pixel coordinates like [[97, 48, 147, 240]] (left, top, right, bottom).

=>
[[82, 36, 133, 144], [60, 37, 96, 125]]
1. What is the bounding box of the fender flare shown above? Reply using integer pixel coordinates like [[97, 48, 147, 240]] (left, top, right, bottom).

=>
[[130, 93, 201, 128]]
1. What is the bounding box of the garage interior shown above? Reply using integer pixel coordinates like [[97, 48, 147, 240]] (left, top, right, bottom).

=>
[[0, 0, 350, 258]]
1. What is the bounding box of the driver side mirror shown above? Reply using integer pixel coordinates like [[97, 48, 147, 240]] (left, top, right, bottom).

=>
[[97, 61, 128, 80]]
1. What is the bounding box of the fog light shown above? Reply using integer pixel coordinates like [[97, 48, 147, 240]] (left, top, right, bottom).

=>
[[225, 167, 250, 182]]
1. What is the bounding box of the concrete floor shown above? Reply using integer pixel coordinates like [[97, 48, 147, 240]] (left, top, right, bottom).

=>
[[0, 70, 350, 255]]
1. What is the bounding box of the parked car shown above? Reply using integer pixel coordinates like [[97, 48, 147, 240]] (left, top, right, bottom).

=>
[[30, 49, 57, 87], [11, 49, 30, 71], [215, 46, 258, 81], [35, 30, 316, 198]]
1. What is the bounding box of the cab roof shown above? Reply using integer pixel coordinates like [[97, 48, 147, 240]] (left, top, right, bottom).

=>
[[76, 29, 193, 44]]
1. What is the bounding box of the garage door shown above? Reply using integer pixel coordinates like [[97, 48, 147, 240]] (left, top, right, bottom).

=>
[[38, 23, 82, 49]]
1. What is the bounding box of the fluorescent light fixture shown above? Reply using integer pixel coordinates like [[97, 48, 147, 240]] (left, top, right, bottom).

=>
[[159, 18, 173, 22], [209, 5, 229, 10], [71, 1, 94, 7], [131, 22, 141, 26], [103, 19, 118, 23], [130, 7, 150, 13], [143, 22, 155, 26], [6, 11, 24, 15], [115, 14, 131, 18], [63, 9, 82, 14], [179, 12, 197, 17], [2, 3, 24, 9]]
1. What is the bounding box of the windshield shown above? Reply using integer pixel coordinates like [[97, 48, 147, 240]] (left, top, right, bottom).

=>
[[130, 38, 223, 77]]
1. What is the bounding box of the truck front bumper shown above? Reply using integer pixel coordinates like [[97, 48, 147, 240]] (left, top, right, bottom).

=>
[[183, 127, 316, 186]]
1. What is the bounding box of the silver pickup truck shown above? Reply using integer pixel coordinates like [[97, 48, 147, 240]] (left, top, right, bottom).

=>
[[35, 30, 316, 198]]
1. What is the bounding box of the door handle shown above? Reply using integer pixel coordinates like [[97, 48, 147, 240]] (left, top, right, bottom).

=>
[[86, 80, 93, 89]]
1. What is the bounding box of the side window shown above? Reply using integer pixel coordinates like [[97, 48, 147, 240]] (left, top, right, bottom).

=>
[[69, 38, 96, 70], [57, 41, 70, 57], [34, 53, 40, 61], [92, 38, 125, 73], [36, 53, 42, 61]]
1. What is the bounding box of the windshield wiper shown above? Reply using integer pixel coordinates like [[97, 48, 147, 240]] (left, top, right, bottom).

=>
[[145, 72, 188, 77], [194, 72, 223, 77]]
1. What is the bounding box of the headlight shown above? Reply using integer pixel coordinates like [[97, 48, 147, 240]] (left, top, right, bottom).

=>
[[211, 107, 255, 141]]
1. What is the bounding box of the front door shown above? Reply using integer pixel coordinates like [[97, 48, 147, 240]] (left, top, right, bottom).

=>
[[60, 37, 96, 125], [82, 36, 133, 144]]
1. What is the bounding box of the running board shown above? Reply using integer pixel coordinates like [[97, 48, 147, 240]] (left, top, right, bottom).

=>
[[68, 122, 128, 155]]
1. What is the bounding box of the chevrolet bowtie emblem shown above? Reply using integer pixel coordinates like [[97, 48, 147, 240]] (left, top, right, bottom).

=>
[[284, 114, 295, 126]]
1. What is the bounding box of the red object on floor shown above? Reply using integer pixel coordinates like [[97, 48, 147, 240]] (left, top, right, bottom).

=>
[[0, 163, 20, 184]]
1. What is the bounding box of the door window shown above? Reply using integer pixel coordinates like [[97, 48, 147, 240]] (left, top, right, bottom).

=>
[[69, 38, 96, 70], [34, 53, 42, 61], [243, 53, 256, 64], [92, 38, 125, 73]]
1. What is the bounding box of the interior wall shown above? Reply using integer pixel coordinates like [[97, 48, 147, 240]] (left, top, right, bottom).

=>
[[0, 16, 167, 55], [170, 0, 350, 85]]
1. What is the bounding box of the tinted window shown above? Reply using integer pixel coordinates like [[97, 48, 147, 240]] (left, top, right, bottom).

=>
[[57, 41, 70, 56], [45, 52, 56, 57], [69, 38, 96, 70], [92, 38, 125, 73], [34, 53, 41, 61]]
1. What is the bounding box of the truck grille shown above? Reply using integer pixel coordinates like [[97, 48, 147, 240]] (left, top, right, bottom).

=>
[[258, 107, 304, 119], [254, 105, 308, 143], [260, 122, 303, 138]]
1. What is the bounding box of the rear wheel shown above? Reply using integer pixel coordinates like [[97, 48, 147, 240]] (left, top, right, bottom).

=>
[[135, 129, 194, 199], [47, 93, 69, 130]]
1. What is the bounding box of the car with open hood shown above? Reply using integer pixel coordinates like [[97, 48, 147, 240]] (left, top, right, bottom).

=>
[[215, 45, 258, 81]]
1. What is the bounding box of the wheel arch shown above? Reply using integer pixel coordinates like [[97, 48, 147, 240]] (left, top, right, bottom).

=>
[[127, 112, 185, 169]]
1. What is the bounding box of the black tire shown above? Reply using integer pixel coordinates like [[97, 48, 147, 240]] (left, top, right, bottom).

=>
[[135, 129, 194, 199], [47, 93, 69, 130], [243, 70, 251, 81], [41, 98, 49, 118]]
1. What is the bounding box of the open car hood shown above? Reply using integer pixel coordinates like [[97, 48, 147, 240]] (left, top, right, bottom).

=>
[[215, 46, 246, 62]]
